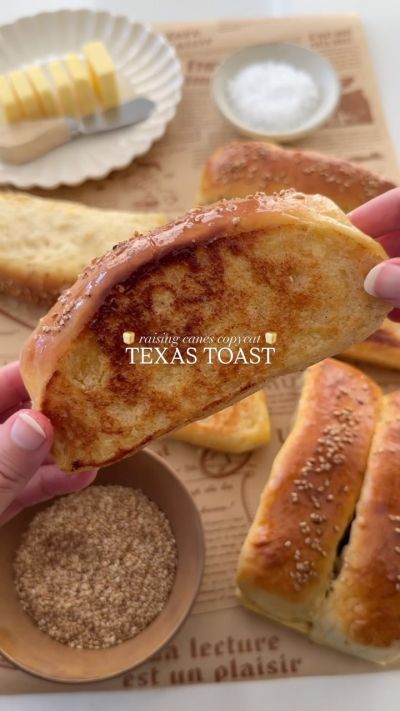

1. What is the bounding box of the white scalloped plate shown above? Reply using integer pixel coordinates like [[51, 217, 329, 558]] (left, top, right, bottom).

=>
[[0, 9, 183, 189]]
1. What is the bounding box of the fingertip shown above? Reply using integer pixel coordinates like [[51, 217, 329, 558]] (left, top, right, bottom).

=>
[[388, 307, 400, 322], [364, 259, 400, 304], [17, 409, 54, 442]]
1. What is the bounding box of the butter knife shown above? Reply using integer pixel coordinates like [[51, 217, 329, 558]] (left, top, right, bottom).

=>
[[0, 97, 155, 164]]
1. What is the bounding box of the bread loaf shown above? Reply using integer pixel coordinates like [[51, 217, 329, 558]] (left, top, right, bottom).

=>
[[0, 192, 165, 302], [311, 390, 400, 664], [236, 359, 381, 630], [20, 191, 388, 472], [340, 318, 400, 370], [197, 141, 396, 211]]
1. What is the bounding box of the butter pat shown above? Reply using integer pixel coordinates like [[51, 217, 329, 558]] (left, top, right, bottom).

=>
[[83, 41, 119, 109], [26, 66, 58, 117], [9, 70, 42, 119], [48, 61, 76, 116], [0, 75, 23, 123], [64, 54, 97, 116]]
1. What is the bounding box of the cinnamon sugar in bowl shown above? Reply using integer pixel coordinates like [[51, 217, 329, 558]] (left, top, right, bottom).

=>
[[0, 450, 204, 683]]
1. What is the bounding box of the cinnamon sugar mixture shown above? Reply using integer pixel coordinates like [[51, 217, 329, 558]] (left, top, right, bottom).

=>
[[14, 486, 177, 649]]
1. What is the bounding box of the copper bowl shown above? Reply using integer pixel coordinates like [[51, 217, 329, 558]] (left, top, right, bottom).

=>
[[0, 450, 204, 683]]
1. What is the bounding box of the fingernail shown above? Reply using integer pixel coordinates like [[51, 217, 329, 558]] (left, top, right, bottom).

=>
[[10, 413, 46, 451], [364, 262, 400, 299]]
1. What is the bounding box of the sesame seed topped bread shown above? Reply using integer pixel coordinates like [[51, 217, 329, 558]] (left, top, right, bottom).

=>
[[20, 191, 389, 472], [236, 359, 382, 632], [311, 390, 400, 664], [197, 141, 396, 211], [173, 391, 270, 454], [340, 318, 400, 370], [0, 191, 166, 303]]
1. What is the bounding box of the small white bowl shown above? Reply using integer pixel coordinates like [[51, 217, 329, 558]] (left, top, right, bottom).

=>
[[212, 42, 341, 143]]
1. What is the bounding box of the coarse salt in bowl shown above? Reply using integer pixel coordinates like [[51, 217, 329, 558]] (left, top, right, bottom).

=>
[[212, 42, 341, 142]]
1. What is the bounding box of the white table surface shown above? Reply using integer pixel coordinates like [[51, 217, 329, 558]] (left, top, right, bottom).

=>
[[2, 1, 400, 708]]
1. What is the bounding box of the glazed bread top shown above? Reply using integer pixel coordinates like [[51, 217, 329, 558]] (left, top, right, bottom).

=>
[[236, 359, 381, 623], [20, 191, 388, 471], [197, 142, 396, 211]]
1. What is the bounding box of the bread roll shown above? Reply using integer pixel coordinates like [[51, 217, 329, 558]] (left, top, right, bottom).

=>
[[20, 191, 388, 472], [173, 391, 270, 453], [0, 191, 165, 302], [236, 359, 381, 630], [340, 318, 400, 370], [311, 391, 400, 663], [197, 142, 395, 211]]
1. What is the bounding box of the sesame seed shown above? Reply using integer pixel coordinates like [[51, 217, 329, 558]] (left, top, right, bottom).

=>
[[284, 540, 292, 548], [14, 486, 177, 650]]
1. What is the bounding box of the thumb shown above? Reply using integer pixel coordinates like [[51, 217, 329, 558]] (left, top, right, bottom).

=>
[[364, 257, 400, 308], [0, 410, 53, 518]]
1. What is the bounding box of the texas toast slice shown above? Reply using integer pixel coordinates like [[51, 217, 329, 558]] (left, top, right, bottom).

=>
[[20, 191, 389, 471]]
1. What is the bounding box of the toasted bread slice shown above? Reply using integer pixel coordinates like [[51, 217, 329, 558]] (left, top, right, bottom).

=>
[[339, 318, 400, 369], [0, 191, 165, 302], [20, 191, 389, 472], [173, 391, 270, 453]]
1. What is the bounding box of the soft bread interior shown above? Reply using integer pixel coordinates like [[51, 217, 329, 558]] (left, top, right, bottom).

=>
[[0, 191, 166, 302]]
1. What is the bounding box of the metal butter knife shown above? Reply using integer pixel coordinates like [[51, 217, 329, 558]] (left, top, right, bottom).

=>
[[0, 97, 155, 164]]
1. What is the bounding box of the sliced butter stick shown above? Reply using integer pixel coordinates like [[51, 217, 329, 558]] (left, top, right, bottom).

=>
[[0, 74, 23, 123], [311, 390, 400, 664], [83, 41, 119, 110], [64, 54, 97, 116], [236, 359, 381, 630], [9, 70, 42, 120], [26, 66, 59, 118], [48, 61, 77, 116]]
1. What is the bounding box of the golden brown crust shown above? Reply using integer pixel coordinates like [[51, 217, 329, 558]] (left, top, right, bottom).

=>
[[236, 359, 381, 624], [312, 391, 400, 655], [172, 391, 270, 453], [340, 318, 400, 370], [198, 142, 396, 211], [20, 192, 388, 472]]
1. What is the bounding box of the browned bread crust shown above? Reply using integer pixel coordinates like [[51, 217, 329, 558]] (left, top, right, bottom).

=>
[[236, 359, 381, 628], [340, 318, 400, 370], [197, 142, 396, 211], [311, 390, 400, 663], [20, 191, 388, 472]]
